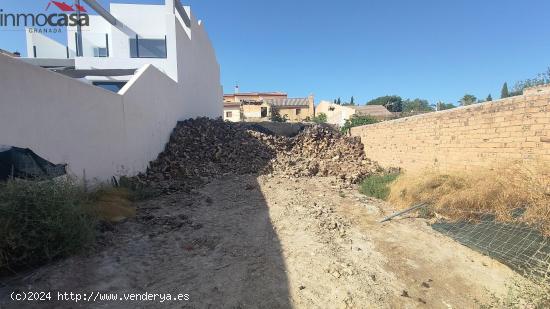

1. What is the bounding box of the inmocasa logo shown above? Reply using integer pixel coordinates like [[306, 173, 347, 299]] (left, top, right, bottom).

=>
[[0, 1, 90, 28], [45, 1, 87, 13]]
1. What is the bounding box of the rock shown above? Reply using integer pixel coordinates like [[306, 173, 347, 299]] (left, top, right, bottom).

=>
[[134, 118, 384, 193]]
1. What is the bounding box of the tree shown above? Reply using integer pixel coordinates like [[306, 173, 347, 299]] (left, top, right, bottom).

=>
[[312, 113, 328, 124], [459, 94, 477, 106], [486, 94, 493, 101], [436, 101, 456, 110], [337, 97, 341, 105], [341, 115, 378, 134], [402, 98, 433, 112], [366, 95, 403, 112], [270, 108, 288, 122], [341, 96, 356, 106], [501, 82, 509, 99], [511, 67, 550, 96]]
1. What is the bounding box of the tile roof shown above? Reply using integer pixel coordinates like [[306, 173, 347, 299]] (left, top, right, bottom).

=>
[[223, 92, 287, 97], [265, 98, 309, 107], [350, 105, 392, 117]]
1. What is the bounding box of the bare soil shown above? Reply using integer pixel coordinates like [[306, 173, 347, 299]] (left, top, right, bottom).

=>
[[0, 175, 519, 308]]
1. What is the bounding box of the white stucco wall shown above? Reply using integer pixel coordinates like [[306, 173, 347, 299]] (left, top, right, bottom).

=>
[[67, 5, 178, 81], [316, 101, 356, 126], [223, 106, 241, 122], [0, 4, 222, 181], [26, 31, 68, 58], [67, 16, 111, 58]]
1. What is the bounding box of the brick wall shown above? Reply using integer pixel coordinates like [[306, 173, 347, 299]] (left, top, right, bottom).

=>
[[350, 91, 550, 172]]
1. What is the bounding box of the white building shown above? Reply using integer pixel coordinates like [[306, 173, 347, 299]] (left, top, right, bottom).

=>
[[0, 0, 222, 181]]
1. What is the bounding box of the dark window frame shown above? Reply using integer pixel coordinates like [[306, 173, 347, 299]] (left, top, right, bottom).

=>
[[130, 35, 168, 59]]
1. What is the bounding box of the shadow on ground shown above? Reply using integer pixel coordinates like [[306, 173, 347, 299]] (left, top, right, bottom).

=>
[[0, 128, 291, 308]]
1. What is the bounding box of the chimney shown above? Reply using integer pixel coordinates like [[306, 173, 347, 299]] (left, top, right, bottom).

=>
[[234, 84, 239, 94], [308, 94, 315, 118]]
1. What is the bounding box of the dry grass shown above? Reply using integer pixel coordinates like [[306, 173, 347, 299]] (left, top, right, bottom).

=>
[[89, 188, 136, 223], [388, 162, 550, 235], [477, 275, 550, 308]]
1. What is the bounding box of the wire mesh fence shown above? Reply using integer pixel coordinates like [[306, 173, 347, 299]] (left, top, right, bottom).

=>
[[430, 209, 549, 284]]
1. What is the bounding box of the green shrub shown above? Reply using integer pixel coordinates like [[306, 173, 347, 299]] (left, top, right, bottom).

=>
[[341, 115, 379, 134], [0, 180, 96, 273], [270, 109, 288, 122], [359, 173, 400, 200], [312, 113, 328, 124]]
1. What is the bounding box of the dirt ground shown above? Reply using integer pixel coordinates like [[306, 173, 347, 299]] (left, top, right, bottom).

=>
[[0, 174, 520, 308]]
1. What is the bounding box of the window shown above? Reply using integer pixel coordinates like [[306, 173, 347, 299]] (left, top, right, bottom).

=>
[[93, 82, 127, 93], [296, 109, 302, 115], [261, 107, 268, 118], [93, 47, 108, 58], [130, 36, 167, 58], [226, 111, 233, 118]]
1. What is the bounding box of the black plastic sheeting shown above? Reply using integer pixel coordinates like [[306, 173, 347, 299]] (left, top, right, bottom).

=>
[[0, 146, 66, 181]]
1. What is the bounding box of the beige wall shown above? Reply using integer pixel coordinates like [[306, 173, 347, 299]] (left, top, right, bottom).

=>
[[242, 103, 271, 120], [227, 95, 315, 122], [350, 92, 550, 172], [278, 107, 309, 122], [223, 106, 241, 122], [524, 84, 550, 96], [277, 95, 315, 122]]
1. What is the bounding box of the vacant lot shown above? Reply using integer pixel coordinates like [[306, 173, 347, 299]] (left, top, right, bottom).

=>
[[0, 174, 520, 308]]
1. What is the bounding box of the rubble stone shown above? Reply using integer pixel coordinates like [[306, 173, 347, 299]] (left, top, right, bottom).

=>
[[135, 118, 383, 192]]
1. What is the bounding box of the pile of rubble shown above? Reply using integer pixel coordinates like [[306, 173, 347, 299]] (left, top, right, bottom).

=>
[[136, 118, 383, 192], [135, 118, 276, 192], [252, 125, 382, 183]]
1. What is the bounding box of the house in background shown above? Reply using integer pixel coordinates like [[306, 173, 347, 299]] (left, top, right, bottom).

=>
[[223, 88, 287, 104], [22, 0, 203, 93], [223, 87, 315, 122], [316, 101, 393, 126], [0, 0, 222, 181], [352, 105, 394, 119], [223, 102, 242, 122], [266, 97, 315, 122]]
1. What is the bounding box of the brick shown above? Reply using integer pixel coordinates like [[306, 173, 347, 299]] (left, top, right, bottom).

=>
[[351, 92, 550, 172]]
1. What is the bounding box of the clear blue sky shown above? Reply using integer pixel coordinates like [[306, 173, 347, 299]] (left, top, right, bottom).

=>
[[1, 0, 549, 105]]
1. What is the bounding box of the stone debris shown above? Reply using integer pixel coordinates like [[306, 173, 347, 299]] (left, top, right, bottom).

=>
[[135, 118, 383, 192], [251, 125, 384, 183]]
